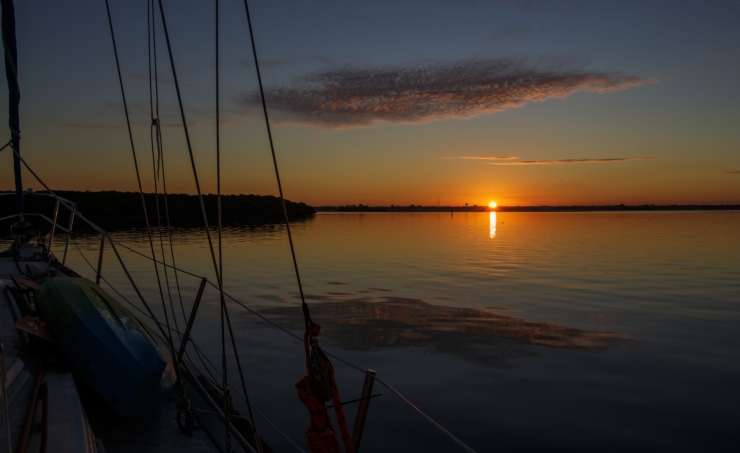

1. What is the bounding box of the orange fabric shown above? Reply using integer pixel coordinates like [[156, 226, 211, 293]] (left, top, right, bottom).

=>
[[295, 375, 340, 453], [295, 323, 355, 453], [307, 322, 321, 337]]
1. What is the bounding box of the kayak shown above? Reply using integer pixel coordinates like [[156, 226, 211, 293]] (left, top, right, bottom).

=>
[[35, 277, 176, 419]]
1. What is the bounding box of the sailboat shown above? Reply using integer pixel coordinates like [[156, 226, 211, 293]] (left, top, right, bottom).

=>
[[0, 0, 477, 452]]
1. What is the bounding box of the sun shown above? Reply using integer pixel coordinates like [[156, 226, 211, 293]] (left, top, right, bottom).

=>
[[489, 201, 497, 208]]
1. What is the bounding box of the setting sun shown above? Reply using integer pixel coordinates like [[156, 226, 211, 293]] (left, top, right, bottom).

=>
[[489, 201, 497, 208]]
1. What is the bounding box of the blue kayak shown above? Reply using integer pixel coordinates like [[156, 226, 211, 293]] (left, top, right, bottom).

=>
[[35, 277, 176, 419]]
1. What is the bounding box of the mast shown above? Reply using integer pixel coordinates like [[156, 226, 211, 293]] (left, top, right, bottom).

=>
[[1, 0, 23, 215]]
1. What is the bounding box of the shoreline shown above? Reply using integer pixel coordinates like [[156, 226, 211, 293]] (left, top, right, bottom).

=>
[[316, 204, 740, 213]]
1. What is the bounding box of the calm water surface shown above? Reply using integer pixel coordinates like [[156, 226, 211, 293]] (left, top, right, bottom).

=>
[[57, 212, 740, 452]]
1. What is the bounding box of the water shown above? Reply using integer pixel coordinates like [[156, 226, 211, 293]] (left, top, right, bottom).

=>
[[42, 212, 740, 451]]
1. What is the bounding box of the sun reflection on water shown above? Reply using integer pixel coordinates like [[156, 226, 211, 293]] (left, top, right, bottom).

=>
[[490, 211, 496, 238]]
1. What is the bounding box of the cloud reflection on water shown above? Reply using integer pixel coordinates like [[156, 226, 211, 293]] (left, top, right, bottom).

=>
[[260, 294, 634, 367]]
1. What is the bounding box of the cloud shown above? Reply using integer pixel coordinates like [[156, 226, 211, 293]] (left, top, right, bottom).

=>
[[723, 170, 740, 174], [488, 158, 655, 165], [446, 156, 519, 160], [491, 25, 531, 42], [239, 58, 650, 127]]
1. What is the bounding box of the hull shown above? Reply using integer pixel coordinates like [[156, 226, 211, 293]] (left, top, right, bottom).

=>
[[36, 277, 176, 419]]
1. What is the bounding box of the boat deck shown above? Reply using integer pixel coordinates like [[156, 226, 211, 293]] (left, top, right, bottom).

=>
[[0, 254, 219, 453]]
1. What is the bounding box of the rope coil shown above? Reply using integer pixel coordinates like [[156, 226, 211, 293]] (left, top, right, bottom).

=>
[[238, 2, 355, 450], [296, 325, 354, 453]]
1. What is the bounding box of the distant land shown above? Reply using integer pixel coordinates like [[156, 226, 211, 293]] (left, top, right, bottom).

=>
[[317, 204, 740, 212], [0, 190, 316, 229]]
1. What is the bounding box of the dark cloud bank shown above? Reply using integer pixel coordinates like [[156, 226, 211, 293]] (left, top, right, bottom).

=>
[[240, 58, 649, 127]]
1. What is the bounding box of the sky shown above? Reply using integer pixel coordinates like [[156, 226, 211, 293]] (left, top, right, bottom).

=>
[[1, 0, 739, 206]]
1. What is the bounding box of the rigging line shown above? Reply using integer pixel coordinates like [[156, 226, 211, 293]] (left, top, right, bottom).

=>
[[149, 0, 187, 330], [153, 93, 187, 326], [72, 234, 223, 390], [225, 289, 366, 374], [103, 0, 179, 372], [109, 237, 360, 371], [74, 234, 282, 453], [218, 0, 260, 448], [0, 140, 11, 154], [146, 0, 179, 334], [186, 339, 307, 453], [71, 236, 153, 322], [222, 296, 263, 450], [70, 235, 225, 392], [183, 338, 222, 391], [374, 377, 476, 453], [176, 329, 305, 453], [8, 145, 80, 217], [161, 167, 187, 326], [109, 237, 304, 344], [155, 2, 262, 450], [215, 2, 233, 451], [241, 0, 311, 332], [104, 233, 170, 340], [101, 235, 475, 451], [10, 147, 180, 351], [108, 231, 170, 341], [157, 121, 187, 329], [112, 239, 202, 279], [155, 0, 222, 284], [110, 237, 364, 375], [108, 238, 305, 345]]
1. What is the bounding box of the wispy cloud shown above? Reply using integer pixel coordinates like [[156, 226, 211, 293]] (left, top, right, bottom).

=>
[[239, 58, 651, 127], [489, 157, 655, 165], [445, 155, 519, 160], [723, 170, 740, 174]]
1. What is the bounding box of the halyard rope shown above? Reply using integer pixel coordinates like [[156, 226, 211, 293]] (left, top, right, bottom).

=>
[[102, 0, 180, 383], [154, 0, 261, 447], [240, 3, 355, 451]]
